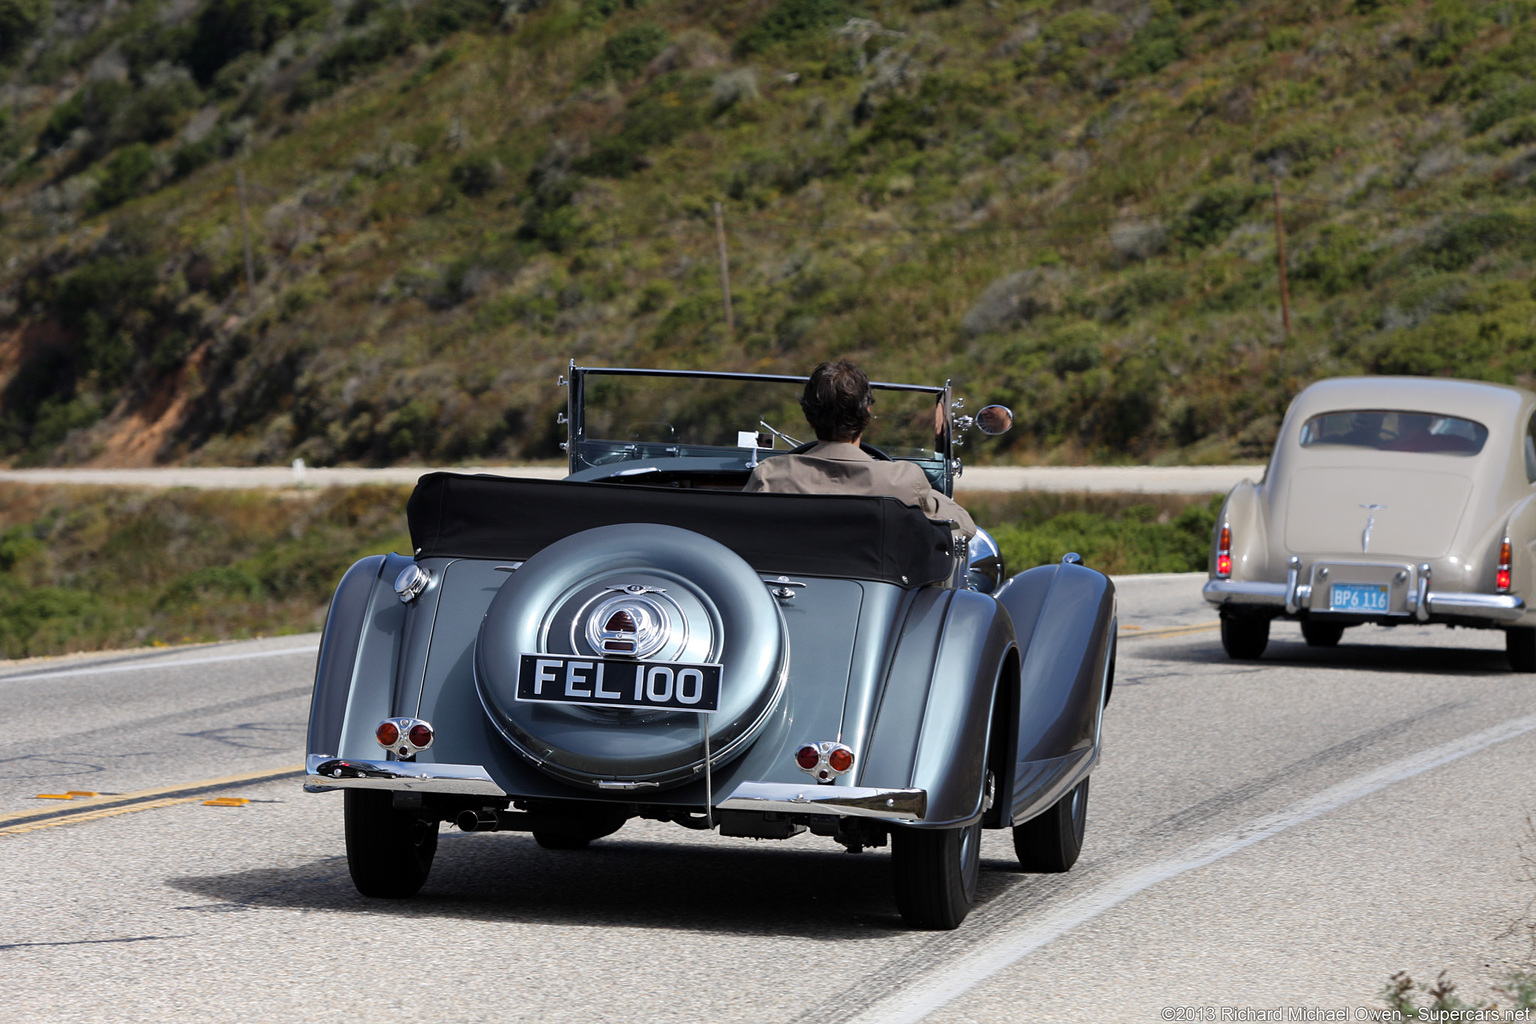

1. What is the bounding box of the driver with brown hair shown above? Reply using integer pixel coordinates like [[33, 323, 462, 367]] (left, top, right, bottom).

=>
[[743, 359, 976, 538]]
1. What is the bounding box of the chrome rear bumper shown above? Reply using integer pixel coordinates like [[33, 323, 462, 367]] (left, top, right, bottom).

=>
[[1202, 579, 1290, 605], [717, 781, 926, 822], [1202, 579, 1526, 623], [1425, 592, 1526, 622], [305, 755, 508, 796]]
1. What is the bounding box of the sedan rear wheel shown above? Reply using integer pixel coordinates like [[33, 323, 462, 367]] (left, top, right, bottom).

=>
[[1013, 777, 1089, 873], [344, 789, 439, 898], [891, 818, 982, 930], [1301, 621, 1345, 648], [1508, 627, 1536, 673], [1220, 613, 1270, 659]]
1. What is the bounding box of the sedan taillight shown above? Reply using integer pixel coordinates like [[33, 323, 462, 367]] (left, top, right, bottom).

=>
[[1498, 538, 1512, 593], [1216, 523, 1233, 579]]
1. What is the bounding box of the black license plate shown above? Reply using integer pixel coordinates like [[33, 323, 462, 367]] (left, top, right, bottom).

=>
[[516, 655, 721, 713]]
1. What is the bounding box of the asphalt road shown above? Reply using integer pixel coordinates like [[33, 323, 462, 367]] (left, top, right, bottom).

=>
[[4, 574, 1534, 1023]]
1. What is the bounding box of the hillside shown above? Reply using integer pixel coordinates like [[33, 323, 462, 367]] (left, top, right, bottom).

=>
[[1, 0, 1534, 469]]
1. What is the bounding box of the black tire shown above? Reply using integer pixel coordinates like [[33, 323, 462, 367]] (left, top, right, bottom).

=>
[[344, 789, 439, 898], [1220, 614, 1270, 660], [1509, 627, 1536, 672], [1301, 621, 1345, 648], [891, 818, 982, 930], [1013, 777, 1089, 873]]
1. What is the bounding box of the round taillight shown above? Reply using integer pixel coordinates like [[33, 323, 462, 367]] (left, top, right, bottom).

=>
[[376, 721, 400, 747], [408, 723, 434, 748], [827, 747, 854, 773], [795, 745, 821, 771]]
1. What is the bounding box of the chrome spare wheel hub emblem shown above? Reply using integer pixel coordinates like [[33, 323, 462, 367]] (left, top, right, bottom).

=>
[[585, 589, 672, 658]]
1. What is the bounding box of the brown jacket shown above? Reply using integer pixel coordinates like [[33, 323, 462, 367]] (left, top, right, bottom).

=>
[[743, 441, 977, 538]]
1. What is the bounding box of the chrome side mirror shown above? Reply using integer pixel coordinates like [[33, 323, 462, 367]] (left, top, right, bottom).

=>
[[974, 405, 1013, 436]]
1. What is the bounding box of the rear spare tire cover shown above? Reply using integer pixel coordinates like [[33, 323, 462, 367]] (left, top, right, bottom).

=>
[[475, 523, 787, 788]]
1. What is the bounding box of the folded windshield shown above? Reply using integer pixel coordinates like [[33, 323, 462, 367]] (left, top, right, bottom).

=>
[[1299, 409, 1488, 455]]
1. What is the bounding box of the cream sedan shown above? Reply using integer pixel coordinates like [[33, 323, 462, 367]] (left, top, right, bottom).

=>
[[1204, 376, 1536, 670]]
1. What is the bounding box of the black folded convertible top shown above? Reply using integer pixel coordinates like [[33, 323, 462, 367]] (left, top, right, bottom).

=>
[[406, 473, 956, 586]]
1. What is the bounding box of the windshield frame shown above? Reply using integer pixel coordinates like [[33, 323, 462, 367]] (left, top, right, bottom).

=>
[[563, 364, 955, 494]]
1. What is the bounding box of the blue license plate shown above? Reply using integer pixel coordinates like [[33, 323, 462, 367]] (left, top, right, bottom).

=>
[[1330, 582, 1389, 613]]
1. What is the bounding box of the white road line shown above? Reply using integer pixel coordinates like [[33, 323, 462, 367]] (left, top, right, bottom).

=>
[[856, 711, 1536, 1024], [0, 645, 318, 684]]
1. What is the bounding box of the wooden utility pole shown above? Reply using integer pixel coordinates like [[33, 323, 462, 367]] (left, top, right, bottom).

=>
[[237, 166, 257, 316], [713, 201, 734, 337], [1272, 177, 1291, 338]]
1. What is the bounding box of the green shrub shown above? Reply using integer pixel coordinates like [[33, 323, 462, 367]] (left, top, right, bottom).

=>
[[1296, 224, 1375, 295], [39, 77, 130, 151], [1412, 211, 1534, 273], [575, 74, 707, 176], [417, 0, 504, 41], [0, 0, 49, 62], [736, 0, 854, 56], [115, 72, 202, 146], [1115, 2, 1188, 78], [0, 587, 110, 658], [578, 21, 669, 84], [580, 0, 646, 25], [0, 525, 43, 573], [91, 142, 157, 210], [991, 500, 1216, 575], [1253, 124, 1339, 175], [186, 0, 329, 85], [156, 565, 265, 610], [450, 153, 503, 196], [1176, 184, 1265, 250], [1470, 82, 1536, 133]]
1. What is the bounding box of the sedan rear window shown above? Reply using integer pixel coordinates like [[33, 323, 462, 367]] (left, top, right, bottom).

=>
[[1299, 409, 1489, 455]]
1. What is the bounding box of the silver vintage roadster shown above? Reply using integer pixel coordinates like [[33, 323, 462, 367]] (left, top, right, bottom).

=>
[[305, 365, 1117, 929], [1205, 375, 1536, 670]]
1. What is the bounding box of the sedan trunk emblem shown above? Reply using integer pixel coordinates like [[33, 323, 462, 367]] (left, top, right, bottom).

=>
[[1359, 505, 1386, 553]]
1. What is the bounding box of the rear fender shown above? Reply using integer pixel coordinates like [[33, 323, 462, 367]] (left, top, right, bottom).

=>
[[1215, 480, 1267, 580], [306, 553, 414, 761], [859, 589, 1014, 828], [992, 563, 1116, 826]]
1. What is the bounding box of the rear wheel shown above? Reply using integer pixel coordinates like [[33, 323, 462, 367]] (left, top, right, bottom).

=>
[[1013, 777, 1089, 873], [344, 789, 439, 898], [891, 818, 982, 930], [1220, 614, 1270, 660], [1508, 627, 1536, 672], [1301, 621, 1345, 648]]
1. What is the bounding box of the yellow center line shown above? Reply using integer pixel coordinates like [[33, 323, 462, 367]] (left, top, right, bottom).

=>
[[1118, 622, 1220, 640], [0, 797, 204, 837], [0, 764, 304, 831]]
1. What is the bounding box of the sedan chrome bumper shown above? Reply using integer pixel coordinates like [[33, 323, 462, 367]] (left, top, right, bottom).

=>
[[305, 755, 508, 796], [1202, 579, 1289, 606], [717, 781, 927, 822], [1202, 580, 1526, 623], [1426, 591, 1527, 622]]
